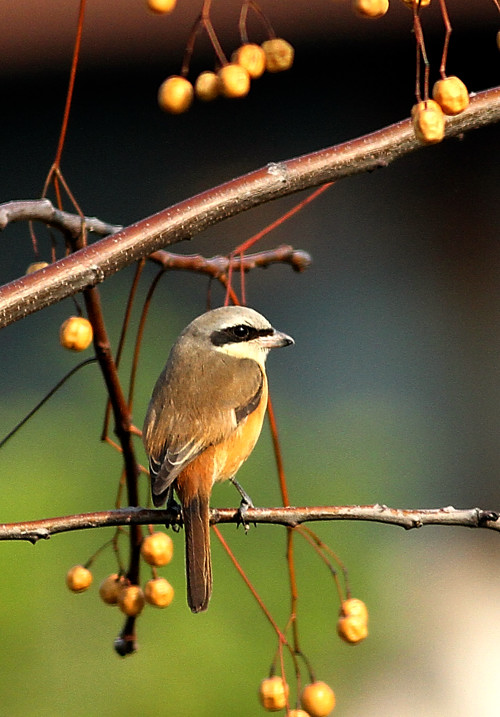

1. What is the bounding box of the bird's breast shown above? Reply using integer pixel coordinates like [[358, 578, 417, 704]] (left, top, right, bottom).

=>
[[178, 378, 268, 500]]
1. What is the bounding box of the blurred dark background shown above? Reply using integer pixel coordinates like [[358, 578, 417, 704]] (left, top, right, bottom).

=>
[[1, 1, 499, 715]]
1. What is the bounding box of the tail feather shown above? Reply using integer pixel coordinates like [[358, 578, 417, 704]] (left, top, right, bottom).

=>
[[182, 493, 212, 613]]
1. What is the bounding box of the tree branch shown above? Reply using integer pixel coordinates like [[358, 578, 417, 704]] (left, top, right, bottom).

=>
[[2, 504, 498, 543], [149, 245, 312, 275], [0, 86, 498, 328], [0, 198, 122, 237]]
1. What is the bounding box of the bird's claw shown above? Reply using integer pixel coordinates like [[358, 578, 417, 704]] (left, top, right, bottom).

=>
[[237, 496, 256, 533], [165, 496, 182, 532], [230, 477, 256, 533]]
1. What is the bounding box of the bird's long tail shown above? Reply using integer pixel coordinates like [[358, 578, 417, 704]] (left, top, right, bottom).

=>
[[182, 491, 212, 613]]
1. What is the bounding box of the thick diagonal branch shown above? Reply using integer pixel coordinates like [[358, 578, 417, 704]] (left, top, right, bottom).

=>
[[0, 86, 498, 328]]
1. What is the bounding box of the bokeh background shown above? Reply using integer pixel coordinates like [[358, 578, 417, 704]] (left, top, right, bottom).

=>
[[1, 1, 499, 715]]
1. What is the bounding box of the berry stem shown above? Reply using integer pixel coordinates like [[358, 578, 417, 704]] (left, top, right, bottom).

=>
[[413, 3, 430, 103], [238, 1, 277, 44], [438, 0, 453, 80]]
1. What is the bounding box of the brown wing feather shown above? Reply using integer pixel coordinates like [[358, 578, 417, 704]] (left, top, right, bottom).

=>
[[143, 343, 263, 504]]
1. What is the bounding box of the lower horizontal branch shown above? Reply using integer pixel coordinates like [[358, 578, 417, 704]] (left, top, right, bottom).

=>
[[1, 504, 498, 543]]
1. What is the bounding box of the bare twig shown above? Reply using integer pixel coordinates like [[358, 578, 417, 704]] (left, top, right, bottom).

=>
[[0, 198, 122, 238], [1, 504, 498, 543], [0, 86, 498, 329], [149, 245, 312, 275], [0, 357, 97, 449]]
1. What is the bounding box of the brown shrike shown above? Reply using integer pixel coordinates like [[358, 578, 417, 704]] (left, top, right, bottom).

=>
[[142, 306, 293, 612]]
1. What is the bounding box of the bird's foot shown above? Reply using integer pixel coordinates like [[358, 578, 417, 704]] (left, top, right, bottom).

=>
[[231, 478, 256, 533], [237, 497, 256, 534], [165, 495, 183, 532]]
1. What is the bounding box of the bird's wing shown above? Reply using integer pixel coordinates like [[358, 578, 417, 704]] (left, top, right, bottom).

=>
[[143, 354, 264, 505]]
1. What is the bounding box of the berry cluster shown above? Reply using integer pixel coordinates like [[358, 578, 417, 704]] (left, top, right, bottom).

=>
[[66, 531, 175, 616], [351, 0, 473, 145], [158, 38, 294, 114], [255, 594, 368, 714], [259, 677, 336, 716], [336, 597, 369, 644], [412, 76, 469, 145], [148, 0, 295, 113]]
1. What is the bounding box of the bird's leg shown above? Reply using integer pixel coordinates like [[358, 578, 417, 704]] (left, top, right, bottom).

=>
[[230, 477, 255, 532], [164, 487, 182, 532], [230, 477, 254, 510]]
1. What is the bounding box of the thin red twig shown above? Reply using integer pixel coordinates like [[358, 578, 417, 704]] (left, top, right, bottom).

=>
[[212, 525, 289, 644], [53, 0, 86, 167], [102, 259, 146, 439], [224, 183, 331, 307], [438, 0, 453, 79]]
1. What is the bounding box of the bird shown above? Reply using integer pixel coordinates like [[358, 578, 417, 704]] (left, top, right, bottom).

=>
[[142, 306, 294, 613]]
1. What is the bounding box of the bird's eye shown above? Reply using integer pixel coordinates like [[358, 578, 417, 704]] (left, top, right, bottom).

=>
[[210, 324, 256, 346], [232, 324, 250, 339]]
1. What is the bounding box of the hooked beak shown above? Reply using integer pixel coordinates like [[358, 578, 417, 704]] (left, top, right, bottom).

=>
[[258, 329, 294, 349]]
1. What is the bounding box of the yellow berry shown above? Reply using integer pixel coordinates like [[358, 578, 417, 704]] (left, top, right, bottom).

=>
[[158, 76, 193, 114], [26, 261, 49, 274], [118, 585, 145, 617], [231, 43, 266, 79], [411, 99, 445, 144], [432, 76, 469, 116], [259, 676, 289, 711], [140, 531, 174, 566], [66, 565, 93, 593], [144, 577, 175, 607], [341, 597, 368, 620], [99, 573, 125, 605], [289, 711, 310, 717], [147, 0, 176, 13], [400, 0, 431, 6], [261, 38, 294, 73], [337, 599, 369, 640], [353, 0, 389, 18], [194, 71, 220, 102], [59, 316, 93, 352], [217, 64, 251, 99], [337, 614, 368, 644], [301, 682, 336, 717]]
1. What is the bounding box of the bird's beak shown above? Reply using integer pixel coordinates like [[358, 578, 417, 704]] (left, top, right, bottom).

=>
[[258, 330, 294, 349]]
